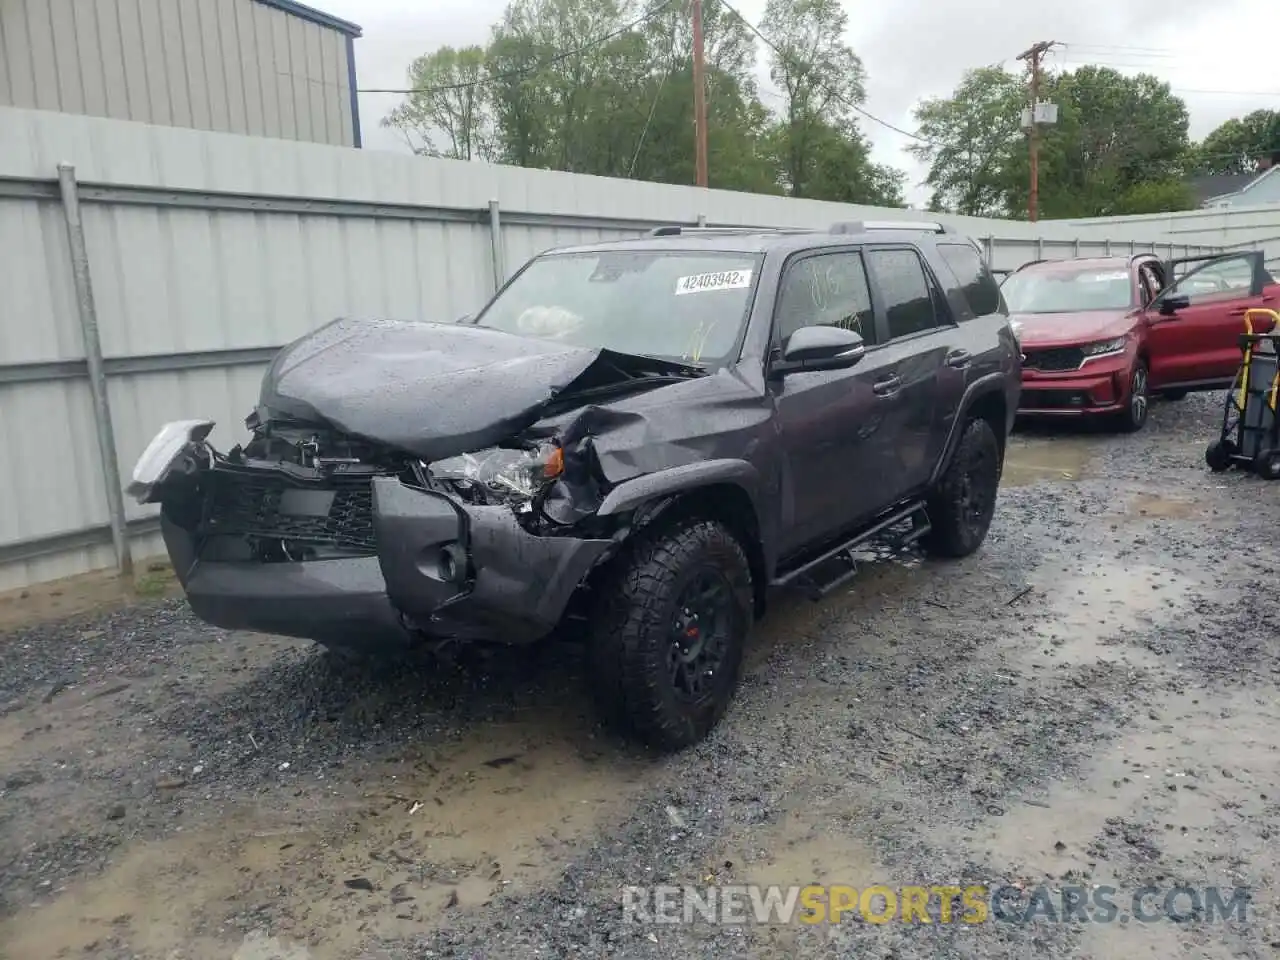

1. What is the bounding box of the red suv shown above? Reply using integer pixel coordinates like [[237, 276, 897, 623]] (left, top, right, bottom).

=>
[[1001, 251, 1279, 431]]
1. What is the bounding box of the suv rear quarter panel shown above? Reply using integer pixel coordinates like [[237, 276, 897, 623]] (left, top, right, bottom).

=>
[[922, 241, 1021, 450]]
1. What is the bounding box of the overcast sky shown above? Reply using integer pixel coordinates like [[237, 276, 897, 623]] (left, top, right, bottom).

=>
[[320, 0, 1279, 205]]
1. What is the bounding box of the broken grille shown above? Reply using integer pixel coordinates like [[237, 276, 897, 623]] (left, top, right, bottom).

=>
[[202, 470, 377, 554]]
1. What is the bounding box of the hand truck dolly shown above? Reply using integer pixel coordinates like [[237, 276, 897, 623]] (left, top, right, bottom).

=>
[[1205, 308, 1280, 480]]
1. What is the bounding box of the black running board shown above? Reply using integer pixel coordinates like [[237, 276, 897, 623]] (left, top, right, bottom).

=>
[[770, 501, 931, 601]]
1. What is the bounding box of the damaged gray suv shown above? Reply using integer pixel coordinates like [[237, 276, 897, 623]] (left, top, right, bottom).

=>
[[129, 222, 1020, 751]]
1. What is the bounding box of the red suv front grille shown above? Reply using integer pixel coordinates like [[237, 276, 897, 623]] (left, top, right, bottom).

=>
[[1022, 346, 1084, 372]]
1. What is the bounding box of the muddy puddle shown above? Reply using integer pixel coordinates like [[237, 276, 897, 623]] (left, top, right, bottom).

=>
[[0, 704, 648, 960], [736, 814, 881, 891], [1002, 435, 1098, 487], [972, 684, 1279, 954], [1005, 557, 1197, 670]]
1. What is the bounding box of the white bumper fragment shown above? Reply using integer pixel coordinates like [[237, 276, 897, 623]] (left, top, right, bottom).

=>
[[126, 419, 215, 504]]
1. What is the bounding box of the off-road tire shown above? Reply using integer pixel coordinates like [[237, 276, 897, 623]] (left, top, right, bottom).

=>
[[923, 417, 1002, 559], [588, 519, 753, 752], [1116, 360, 1150, 433]]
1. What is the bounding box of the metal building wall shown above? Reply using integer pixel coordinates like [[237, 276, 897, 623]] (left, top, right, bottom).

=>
[[0, 0, 357, 147], [0, 105, 1236, 591]]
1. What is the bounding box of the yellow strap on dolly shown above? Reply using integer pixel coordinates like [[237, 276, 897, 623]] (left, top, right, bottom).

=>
[[1241, 309, 1280, 411]]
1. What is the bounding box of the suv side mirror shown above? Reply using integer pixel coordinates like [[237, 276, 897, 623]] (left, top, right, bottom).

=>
[[1158, 294, 1190, 317], [771, 325, 866, 376]]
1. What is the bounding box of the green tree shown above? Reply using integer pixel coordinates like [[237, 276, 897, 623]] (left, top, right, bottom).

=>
[[382, 46, 494, 160], [1192, 110, 1280, 174], [803, 122, 905, 206], [381, 0, 906, 202], [484, 0, 640, 173], [911, 64, 1196, 218], [485, 30, 553, 168], [626, 0, 781, 191], [909, 67, 1024, 216], [1031, 67, 1191, 217], [1111, 179, 1197, 215], [759, 0, 903, 204]]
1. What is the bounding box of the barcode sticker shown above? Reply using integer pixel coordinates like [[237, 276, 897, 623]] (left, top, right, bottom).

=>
[[675, 270, 753, 295]]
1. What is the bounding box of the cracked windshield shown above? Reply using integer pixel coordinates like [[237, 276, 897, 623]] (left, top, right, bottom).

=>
[[2, 0, 1278, 958]]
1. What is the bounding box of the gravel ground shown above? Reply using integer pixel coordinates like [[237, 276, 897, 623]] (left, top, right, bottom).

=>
[[2, 392, 1279, 960]]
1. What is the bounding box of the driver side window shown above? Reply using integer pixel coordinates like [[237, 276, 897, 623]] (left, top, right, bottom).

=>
[[1170, 255, 1255, 304], [775, 251, 877, 347]]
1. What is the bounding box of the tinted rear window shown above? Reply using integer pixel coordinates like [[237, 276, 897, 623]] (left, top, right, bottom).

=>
[[937, 243, 1002, 317]]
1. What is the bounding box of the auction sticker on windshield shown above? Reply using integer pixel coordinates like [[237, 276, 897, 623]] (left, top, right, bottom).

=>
[[675, 270, 753, 295]]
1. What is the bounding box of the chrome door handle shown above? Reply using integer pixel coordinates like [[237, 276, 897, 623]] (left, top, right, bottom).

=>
[[873, 376, 902, 397]]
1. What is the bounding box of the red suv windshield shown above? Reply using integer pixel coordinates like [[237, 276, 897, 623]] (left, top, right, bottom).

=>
[[1001, 265, 1134, 314]]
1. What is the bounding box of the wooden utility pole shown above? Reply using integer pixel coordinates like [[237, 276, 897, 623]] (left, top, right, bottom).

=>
[[691, 0, 709, 187], [1016, 40, 1058, 222]]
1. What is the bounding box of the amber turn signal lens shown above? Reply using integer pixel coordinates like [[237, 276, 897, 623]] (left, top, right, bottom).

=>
[[543, 446, 564, 478]]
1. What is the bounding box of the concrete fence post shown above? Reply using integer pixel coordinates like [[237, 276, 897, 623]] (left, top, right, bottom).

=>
[[1073, 238, 1080, 256], [56, 162, 132, 577], [1036, 237, 1044, 258], [487, 199, 506, 293]]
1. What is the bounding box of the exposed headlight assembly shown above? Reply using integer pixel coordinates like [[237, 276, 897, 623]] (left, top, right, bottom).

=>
[[1081, 336, 1127, 358], [428, 442, 564, 500]]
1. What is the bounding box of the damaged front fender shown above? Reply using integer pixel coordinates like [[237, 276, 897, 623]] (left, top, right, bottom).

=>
[[371, 478, 613, 643], [595, 459, 761, 517]]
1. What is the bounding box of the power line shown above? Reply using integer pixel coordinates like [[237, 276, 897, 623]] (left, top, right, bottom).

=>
[[1057, 63, 1280, 97], [1055, 45, 1280, 96], [1170, 87, 1280, 97], [1065, 45, 1177, 59], [713, 0, 940, 146], [628, 18, 681, 177], [1060, 57, 1280, 93], [357, 0, 679, 96]]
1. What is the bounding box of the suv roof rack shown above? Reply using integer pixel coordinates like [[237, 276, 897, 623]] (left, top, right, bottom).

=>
[[646, 225, 815, 237], [828, 220, 955, 235]]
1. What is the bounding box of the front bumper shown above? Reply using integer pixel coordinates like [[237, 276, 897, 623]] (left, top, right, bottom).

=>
[[163, 476, 613, 650], [1016, 352, 1130, 417]]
